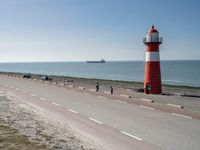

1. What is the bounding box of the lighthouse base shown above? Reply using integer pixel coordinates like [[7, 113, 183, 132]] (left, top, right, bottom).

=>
[[144, 62, 162, 94]]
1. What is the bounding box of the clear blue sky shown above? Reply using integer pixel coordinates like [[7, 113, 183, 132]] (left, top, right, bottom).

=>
[[0, 0, 200, 62]]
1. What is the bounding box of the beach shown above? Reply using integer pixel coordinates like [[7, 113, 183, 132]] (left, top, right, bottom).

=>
[[0, 72, 200, 150]]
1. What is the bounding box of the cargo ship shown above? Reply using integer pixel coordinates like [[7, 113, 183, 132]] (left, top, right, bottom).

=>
[[86, 59, 106, 63]]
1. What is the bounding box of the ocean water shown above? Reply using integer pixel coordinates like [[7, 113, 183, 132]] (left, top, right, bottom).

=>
[[0, 60, 199, 87]]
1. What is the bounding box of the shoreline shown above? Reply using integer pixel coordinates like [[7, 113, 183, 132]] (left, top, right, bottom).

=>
[[1, 71, 200, 88]]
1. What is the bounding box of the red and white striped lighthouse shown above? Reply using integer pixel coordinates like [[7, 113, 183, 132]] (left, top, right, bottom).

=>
[[143, 26, 162, 94]]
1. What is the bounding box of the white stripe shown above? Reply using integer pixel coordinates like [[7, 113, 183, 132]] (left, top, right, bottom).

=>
[[140, 105, 154, 110], [120, 131, 143, 141], [22, 90, 27, 93], [40, 97, 47, 101], [116, 100, 127, 104], [30, 94, 36, 97], [167, 103, 183, 109], [146, 52, 160, 62], [16, 88, 20, 91], [97, 96, 106, 99], [89, 118, 103, 124], [172, 113, 192, 119], [120, 94, 131, 98], [104, 91, 110, 94], [140, 98, 154, 103], [52, 102, 60, 106], [89, 89, 95, 91], [68, 109, 78, 114], [83, 92, 90, 95]]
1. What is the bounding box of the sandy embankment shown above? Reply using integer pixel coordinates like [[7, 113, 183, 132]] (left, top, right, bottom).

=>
[[0, 90, 103, 150]]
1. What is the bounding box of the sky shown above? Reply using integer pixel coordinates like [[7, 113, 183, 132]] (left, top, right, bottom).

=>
[[0, 0, 200, 62]]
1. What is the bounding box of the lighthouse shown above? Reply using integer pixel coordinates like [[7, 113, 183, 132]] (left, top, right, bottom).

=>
[[143, 26, 162, 94]]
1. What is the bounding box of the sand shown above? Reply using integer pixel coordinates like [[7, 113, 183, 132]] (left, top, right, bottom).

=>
[[0, 91, 104, 150]]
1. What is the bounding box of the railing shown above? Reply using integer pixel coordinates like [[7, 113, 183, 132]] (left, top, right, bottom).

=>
[[143, 37, 162, 44]]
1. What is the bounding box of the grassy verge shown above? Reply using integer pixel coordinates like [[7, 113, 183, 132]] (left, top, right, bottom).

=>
[[0, 124, 50, 150]]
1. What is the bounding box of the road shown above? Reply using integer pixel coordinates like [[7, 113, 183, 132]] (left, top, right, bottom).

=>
[[0, 75, 200, 150]]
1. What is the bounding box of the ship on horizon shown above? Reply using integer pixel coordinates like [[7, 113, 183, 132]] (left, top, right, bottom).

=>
[[86, 59, 106, 63]]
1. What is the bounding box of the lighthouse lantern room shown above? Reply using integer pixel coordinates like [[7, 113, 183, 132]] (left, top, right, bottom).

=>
[[143, 26, 162, 94]]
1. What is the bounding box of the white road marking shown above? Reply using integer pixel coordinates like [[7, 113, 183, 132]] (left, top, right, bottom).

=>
[[52, 85, 56, 88], [89, 89, 95, 92], [89, 118, 103, 124], [22, 90, 27, 93], [103, 91, 110, 94], [97, 96, 106, 99], [40, 97, 47, 101], [0, 90, 4, 94], [120, 94, 131, 98], [140, 98, 154, 103], [68, 85, 74, 88], [167, 103, 184, 109], [120, 131, 143, 141], [140, 105, 154, 110], [78, 86, 85, 90], [83, 92, 90, 95], [16, 88, 20, 91], [10, 86, 14, 89], [116, 100, 127, 104], [68, 109, 78, 114], [52, 102, 60, 106], [30, 94, 36, 97], [172, 113, 192, 119]]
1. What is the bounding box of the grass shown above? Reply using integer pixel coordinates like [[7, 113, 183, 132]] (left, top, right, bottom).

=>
[[0, 124, 51, 150]]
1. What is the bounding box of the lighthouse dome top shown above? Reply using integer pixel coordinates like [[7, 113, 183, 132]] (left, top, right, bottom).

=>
[[148, 26, 158, 33]]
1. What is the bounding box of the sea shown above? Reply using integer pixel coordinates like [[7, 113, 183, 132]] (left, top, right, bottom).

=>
[[0, 60, 199, 87]]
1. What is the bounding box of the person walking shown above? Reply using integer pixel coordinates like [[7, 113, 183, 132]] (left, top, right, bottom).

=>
[[96, 82, 99, 92], [110, 86, 113, 95]]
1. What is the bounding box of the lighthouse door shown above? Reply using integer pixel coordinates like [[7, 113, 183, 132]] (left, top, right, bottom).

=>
[[146, 83, 151, 94]]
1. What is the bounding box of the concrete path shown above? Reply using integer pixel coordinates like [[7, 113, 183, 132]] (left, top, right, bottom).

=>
[[0, 75, 200, 150]]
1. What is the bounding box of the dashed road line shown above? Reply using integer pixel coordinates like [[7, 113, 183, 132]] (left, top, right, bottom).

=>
[[22, 90, 28, 93], [139, 105, 154, 110], [89, 89, 95, 92], [140, 98, 154, 103], [167, 103, 184, 109], [30, 93, 36, 97], [120, 131, 143, 141], [68, 109, 78, 114], [16, 88, 20, 91], [83, 92, 90, 95], [115, 100, 127, 104], [40, 97, 47, 101], [89, 118, 103, 124], [97, 96, 106, 99], [52, 102, 60, 106], [172, 113, 192, 119]]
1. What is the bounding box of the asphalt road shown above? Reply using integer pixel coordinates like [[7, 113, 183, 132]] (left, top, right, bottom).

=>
[[0, 75, 200, 150]]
